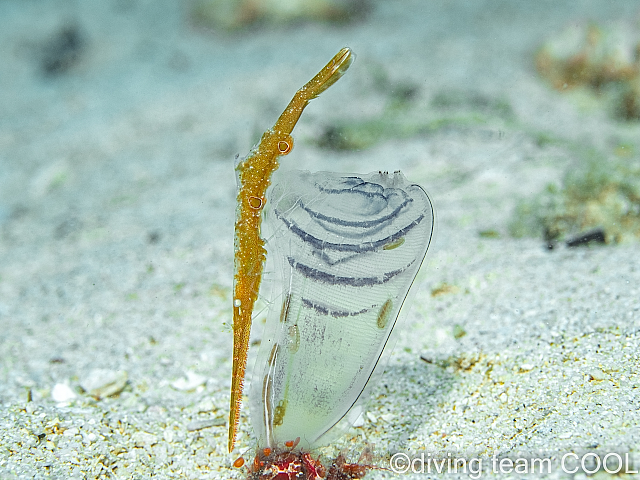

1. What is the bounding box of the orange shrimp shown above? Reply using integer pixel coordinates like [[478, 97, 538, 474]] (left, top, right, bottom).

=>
[[229, 47, 354, 452]]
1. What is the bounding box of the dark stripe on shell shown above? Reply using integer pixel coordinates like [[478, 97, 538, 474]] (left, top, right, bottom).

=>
[[288, 257, 413, 286], [296, 196, 413, 229], [301, 297, 372, 318], [278, 214, 426, 253]]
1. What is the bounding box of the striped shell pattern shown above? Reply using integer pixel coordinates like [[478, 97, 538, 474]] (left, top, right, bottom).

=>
[[249, 170, 434, 449]]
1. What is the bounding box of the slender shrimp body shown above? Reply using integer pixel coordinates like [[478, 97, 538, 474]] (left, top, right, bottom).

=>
[[230, 48, 354, 453]]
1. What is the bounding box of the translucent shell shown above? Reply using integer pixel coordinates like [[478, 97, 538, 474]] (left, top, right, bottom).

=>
[[250, 170, 434, 449]]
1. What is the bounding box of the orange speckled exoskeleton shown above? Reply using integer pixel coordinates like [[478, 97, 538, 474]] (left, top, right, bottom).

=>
[[229, 48, 354, 452]]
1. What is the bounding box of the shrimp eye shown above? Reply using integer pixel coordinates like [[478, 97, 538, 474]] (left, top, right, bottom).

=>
[[278, 138, 293, 154], [248, 196, 263, 209]]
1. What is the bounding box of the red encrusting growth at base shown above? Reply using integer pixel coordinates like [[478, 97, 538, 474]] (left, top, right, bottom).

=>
[[238, 443, 377, 480]]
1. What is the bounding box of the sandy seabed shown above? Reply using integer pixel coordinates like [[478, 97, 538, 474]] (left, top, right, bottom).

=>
[[1, 1, 639, 478]]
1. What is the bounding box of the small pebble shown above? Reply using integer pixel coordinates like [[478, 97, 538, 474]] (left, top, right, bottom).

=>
[[352, 412, 365, 428], [171, 371, 206, 391], [63, 427, 79, 437], [186, 418, 225, 432], [379, 413, 395, 423], [80, 369, 128, 399], [196, 399, 215, 413], [51, 383, 77, 403], [132, 431, 158, 447], [588, 369, 607, 381]]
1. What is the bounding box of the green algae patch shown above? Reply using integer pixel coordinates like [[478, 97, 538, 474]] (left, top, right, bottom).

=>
[[509, 151, 640, 243], [316, 87, 514, 151], [535, 21, 640, 121], [189, 0, 367, 31]]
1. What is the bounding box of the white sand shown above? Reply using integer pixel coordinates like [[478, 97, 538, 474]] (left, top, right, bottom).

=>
[[1, 0, 639, 478]]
